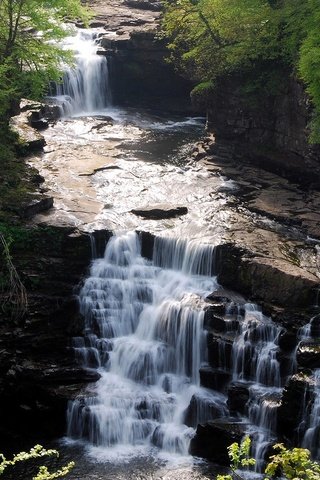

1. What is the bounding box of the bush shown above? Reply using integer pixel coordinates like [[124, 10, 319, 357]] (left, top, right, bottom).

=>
[[0, 444, 74, 479]]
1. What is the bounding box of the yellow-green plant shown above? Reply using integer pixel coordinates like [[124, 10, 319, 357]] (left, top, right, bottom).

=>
[[217, 436, 256, 480], [0, 444, 74, 479], [265, 443, 320, 480]]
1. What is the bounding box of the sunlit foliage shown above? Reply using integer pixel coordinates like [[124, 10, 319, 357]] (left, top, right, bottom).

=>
[[161, 0, 320, 142]]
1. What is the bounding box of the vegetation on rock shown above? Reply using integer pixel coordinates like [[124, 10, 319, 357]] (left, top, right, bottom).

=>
[[0, 444, 74, 479], [161, 0, 320, 142], [217, 438, 320, 480]]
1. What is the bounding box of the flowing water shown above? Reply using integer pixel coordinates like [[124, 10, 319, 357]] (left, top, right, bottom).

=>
[[67, 232, 226, 459], [49, 28, 111, 115], [26, 24, 320, 479]]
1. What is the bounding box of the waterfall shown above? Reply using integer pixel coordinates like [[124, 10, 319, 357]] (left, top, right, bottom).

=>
[[302, 369, 320, 458], [298, 316, 320, 458], [67, 232, 227, 457], [51, 28, 111, 116]]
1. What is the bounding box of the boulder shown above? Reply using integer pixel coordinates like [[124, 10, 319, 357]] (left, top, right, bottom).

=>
[[227, 383, 250, 415], [189, 419, 247, 464], [277, 373, 314, 439], [131, 204, 188, 219], [200, 366, 231, 392], [296, 341, 320, 369], [10, 112, 46, 154], [184, 393, 227, 428]]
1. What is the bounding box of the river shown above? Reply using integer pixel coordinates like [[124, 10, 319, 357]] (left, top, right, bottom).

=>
[[21, 25, 320, 480]]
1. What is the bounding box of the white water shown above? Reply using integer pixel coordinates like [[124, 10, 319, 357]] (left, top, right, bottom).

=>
[[302, 369, 320, 458], [68, 232, 227, 458], [51, 28, 111, 116]]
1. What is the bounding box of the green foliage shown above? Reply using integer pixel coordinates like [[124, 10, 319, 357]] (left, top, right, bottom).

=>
[[190, 80, 215, 106], [0, 444, 74, 479], [217, 440, 320, 480], [161, 0, 320, 143], [162, 0, 281, 82], [0, 0, 89, 123], [217, 436, 256, 480], [265, 443, 320, 480]]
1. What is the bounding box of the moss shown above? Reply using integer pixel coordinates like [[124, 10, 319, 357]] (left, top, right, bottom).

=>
[[190, 81, 216, 108]]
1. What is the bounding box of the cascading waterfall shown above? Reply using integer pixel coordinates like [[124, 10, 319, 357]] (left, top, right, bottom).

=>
[[230, 304, 282, 470], [302, 369, 320, 458], [67, 232, 293, 468], [67, 232, 227, 457], [297, 315, 320, 458], [52, 28, 111, 116]]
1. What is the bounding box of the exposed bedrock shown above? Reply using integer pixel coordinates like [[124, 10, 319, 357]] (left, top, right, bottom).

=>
[[196, 74, 320, 186], [88, 0, 193, 110], [102, 31, 192, 109], [0, 227, 112, 445], [0, 224, 318, 457]]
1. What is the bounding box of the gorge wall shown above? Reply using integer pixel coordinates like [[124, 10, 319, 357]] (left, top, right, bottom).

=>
[[200, 73, 320, 186]]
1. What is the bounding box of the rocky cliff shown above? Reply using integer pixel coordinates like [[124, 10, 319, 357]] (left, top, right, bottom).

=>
[[200, 73, 320, 186]]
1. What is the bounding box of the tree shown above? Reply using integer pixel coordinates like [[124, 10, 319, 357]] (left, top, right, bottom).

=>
[[161, 0, 280, 84], [0, 0, 89, 123], [161, 0, 320, 142]]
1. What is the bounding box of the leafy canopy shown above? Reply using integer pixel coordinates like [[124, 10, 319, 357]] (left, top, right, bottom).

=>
[[0, 0, 89, 122], [161, 0, 320, 142]]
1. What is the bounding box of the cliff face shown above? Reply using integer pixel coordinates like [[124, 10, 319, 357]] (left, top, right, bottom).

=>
[[203, 74, 320, 186], [0, 227, 110, 447]]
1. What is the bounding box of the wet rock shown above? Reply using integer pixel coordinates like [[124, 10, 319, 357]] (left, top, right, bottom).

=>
[[207, 332, 233, 370], [277, 373, 314, 439], [297, 341, 320, 369], [184, 393, 226, 428], [200, 366, 231, 392], [131, 204, 188, 219], [227, 383, 250, 415], [204, 309, 226, 331], [278, 330, 297, 352], [310, 315, 320, 337], [138, 230, 155, 260], [21, 196, 54, 219], [189, 419, 247, 464], [10, 112, 46, 154], [27, 111, 49, 130]]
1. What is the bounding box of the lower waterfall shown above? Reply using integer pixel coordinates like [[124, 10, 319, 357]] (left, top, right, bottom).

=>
[[68, 232, 227, 458], [67, 231, 289, 468]]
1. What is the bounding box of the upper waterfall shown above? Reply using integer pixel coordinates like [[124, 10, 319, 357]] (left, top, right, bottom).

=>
[[52, 28, 111, 116]]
